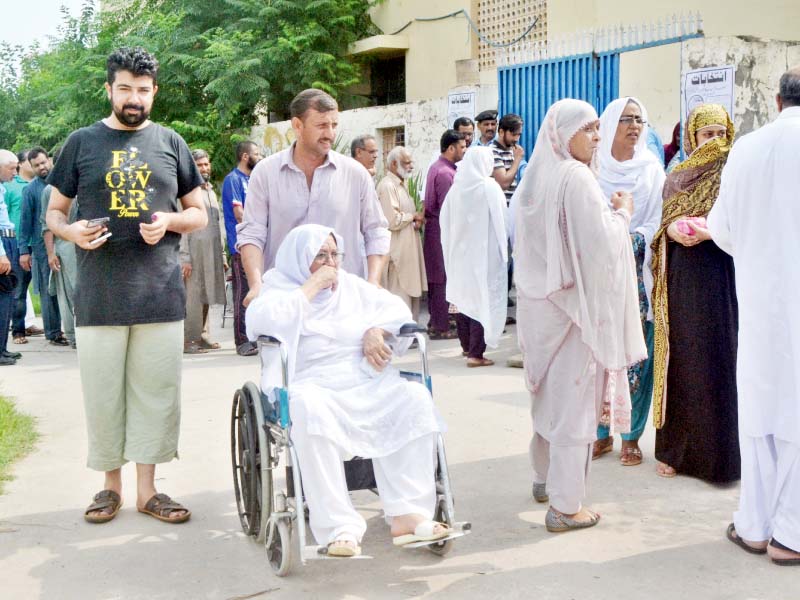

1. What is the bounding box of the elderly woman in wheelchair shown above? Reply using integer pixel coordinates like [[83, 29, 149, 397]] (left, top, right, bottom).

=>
[[245, 224, 450, 558]]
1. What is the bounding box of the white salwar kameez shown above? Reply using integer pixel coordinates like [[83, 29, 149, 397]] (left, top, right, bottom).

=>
[[708, 105, 800, 551], [246, 224, 444, 545], [440, 147, 508, 347], [514, 100, 647, 515]]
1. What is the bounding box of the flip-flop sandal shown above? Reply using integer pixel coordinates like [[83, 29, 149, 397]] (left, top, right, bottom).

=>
[[726, 523, 767, 555], [769, 538, 800, 565], [199, 340, 221, 350], [393, 520, 451, 546], [466, 358, 495, 368], [656, 462, 677, 478], [620, 446, 643, 466], [327, 534, 361, 557], [84, 490, 122, 524], [12, 336, 28, 345], [138, 493, 191, 523]]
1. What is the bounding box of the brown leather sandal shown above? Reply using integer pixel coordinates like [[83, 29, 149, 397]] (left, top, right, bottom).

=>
[[592, 438, 614, 460], [620, 445, 643, 466], [84, 490, 122, 524], [138, 493, 191, 523]]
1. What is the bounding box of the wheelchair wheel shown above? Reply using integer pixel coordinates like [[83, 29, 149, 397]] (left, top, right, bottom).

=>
[[266, 517, 293, 577], [428, 498, 454, 556], [231, 387, 262, 536]]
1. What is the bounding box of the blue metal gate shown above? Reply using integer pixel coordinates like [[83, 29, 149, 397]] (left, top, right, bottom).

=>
[[498, 51, 619, 156]]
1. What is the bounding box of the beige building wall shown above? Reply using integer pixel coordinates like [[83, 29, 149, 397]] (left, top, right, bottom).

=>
[[368, 0, 477, 102], [546, 1, 800, 139]]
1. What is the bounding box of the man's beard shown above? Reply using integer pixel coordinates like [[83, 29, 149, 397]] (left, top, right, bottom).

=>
[[113, 103, 150, 127], [247, 155, 259, 169], [200, 172, 211, 182], [397, 165, 411, 179]]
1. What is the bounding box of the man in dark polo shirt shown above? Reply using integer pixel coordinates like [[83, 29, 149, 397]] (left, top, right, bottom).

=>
[[46, 47, 207, 525]]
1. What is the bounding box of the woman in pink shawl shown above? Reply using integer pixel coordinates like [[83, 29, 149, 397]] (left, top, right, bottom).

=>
[[514, 99, 647, 532]]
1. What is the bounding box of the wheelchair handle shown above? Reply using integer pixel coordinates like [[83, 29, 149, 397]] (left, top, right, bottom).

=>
[[398, 323, 426, 337]]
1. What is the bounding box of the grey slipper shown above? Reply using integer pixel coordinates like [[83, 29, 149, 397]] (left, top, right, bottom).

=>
[[532, 482, 549, 503], [545, 507, 600, 532]]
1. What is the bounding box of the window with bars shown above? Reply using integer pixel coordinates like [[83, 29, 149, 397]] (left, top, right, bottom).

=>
[[379, 127, 406, 165], [478, 0, 548, 71]]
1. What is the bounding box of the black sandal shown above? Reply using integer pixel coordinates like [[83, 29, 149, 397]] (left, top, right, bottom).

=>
[[769, 538, 800, 566], [726, 523, 767, 555]]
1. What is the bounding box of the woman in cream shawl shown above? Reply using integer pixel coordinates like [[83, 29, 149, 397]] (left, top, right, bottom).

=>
[[440, 146, 508, 367], [593, 97, 666, 466], [245, 224, 447, 557], [651, 104, 740, 482], [514, 99, 646, 532]]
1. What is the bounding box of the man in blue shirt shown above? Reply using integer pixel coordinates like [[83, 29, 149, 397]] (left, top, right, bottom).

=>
[[473, 110, 498, 147], [221, 140, 262, 356], [3, 150, 44, 342], [19, 147, 66, 345], [0, 149, 24, 365]]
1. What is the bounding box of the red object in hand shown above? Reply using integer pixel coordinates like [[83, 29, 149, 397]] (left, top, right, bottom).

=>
[[151, 213, 158, 222]]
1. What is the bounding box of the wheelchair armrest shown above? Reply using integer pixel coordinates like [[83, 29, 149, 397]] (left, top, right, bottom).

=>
[[398, 323, 426, 337], [257, 335, 282, 346]]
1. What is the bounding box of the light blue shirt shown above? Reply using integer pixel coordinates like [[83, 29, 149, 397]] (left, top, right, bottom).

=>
[[0, 185, 15, 257]]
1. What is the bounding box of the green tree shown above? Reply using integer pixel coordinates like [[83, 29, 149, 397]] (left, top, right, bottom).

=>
[[0, 0, 378, 176]]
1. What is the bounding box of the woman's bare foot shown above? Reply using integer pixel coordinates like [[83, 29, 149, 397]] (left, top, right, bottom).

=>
[[656, 462, 677, 478], [390, 513, 447, 537]]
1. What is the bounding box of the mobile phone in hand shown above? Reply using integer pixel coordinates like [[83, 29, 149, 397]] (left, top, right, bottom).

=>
[[86, 217, 110, 227]]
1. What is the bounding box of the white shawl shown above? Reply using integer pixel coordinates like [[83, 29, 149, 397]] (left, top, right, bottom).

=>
[[514, 99, 647, 432], [246, 224, 413, 387], [598, 97, 666, 319], [440, 147, 508, 347]]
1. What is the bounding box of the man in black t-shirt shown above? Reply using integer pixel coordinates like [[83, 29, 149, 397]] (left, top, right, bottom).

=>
[[46, 47, 207, 525]]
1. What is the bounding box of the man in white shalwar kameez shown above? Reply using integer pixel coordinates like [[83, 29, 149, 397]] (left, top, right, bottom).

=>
[[246, 224, 448, 557], [514, 99, 646, 532], [708, 67, 800, 565]]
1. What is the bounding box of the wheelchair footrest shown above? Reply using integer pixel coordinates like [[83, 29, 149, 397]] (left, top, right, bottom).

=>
[[303, 546, 373, 560]]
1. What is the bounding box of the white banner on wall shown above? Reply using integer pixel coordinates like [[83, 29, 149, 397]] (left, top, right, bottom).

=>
[[681, 65, 735, 122], [447, 91, 476, 128]]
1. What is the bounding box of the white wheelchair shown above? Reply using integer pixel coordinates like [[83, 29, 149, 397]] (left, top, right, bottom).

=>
[[230, 323, 470, 576]]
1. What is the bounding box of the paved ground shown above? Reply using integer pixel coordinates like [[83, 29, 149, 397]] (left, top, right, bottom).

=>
[[0, 306, 796, 599]]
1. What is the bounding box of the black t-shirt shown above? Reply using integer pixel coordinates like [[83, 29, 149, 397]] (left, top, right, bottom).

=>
[[47, 121, 203, 326]]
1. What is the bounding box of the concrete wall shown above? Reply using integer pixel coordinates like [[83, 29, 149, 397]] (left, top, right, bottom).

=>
[[683, 36, 800, 136], [368, 0, 477, 102]]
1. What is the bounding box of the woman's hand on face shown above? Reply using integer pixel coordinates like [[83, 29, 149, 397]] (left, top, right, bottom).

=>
[[667, 221, 701, 247], [300, 264, 338, 301], [310, 264, 338, 290], [610, 191, 634, 215], [363, 327, 392, 372]]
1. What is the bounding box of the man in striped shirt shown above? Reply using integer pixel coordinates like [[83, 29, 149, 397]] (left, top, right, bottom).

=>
[[490, 113, 525, 205]]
